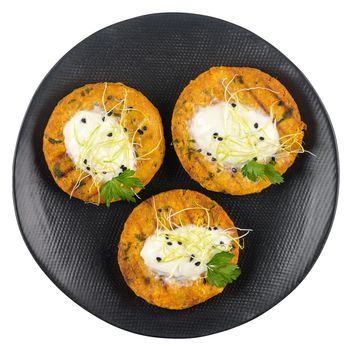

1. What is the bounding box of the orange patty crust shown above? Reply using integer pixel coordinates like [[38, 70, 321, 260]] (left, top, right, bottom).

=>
[[172, 66, 306, 195], [118, 189, 240, 310], [43, 83, 165, 204]]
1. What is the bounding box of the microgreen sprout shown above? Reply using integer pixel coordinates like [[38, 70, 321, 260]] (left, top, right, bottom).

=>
[[148, 197, 252, 283], [69, 83, 163, 204], [218, 77, 315, 166], [187, 76, 315, 185]]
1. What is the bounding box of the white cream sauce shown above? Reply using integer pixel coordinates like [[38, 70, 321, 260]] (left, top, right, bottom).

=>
[[63, 109, 136, 183], [140, 224, 232, 281], [189, 102, 280, 168]]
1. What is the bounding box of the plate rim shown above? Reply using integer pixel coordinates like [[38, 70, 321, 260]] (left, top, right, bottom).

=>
[[12, 12, 340, 338]]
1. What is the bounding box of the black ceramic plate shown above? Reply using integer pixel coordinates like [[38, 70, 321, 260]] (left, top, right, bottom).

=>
[[13, 13, 338, 338]]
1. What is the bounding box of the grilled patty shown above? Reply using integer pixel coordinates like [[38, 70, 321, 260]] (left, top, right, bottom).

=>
[[172, 67, 306, 195], [43, 83, 165, 204], [118, 189, 239, 310]]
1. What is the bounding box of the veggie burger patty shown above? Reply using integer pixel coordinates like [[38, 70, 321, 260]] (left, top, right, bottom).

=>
[[43, 82, 165, 204], [172, 66, 306, 195], [118, 189, 241, 309]]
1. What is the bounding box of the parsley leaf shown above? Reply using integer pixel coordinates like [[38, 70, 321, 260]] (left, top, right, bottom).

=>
[[100, 169, 144, 207], [206, 251, 241, 288], [241, 160, 284, 184], [241, 160, 265, 182], [264, 163, 284, 184]]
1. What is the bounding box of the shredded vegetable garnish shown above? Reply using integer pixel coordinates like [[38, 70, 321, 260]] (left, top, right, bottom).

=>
[[189, 77, 314, 175], [224, 77, 316, 161], [68, 83, 162, 204], [186, 76, 315, 185], [141, 198, 252, 283]]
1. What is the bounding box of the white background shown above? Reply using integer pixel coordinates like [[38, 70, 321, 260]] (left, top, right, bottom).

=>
[[1, 0, 349, 349]]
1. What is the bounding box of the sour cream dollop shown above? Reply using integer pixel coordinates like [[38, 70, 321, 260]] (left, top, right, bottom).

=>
[[63, 109, 136, 183], [189, 102, 280, 168], [140, 224, 232, 281]]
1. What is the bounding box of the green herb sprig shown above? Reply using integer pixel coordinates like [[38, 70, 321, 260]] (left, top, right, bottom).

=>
[[241, 160, 284, 184], [100, 169, 144, 207], [206, 251, 241, 287]]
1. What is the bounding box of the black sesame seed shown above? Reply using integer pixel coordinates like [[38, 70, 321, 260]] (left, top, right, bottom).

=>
[[167, 242, 172, 246], [220, 241, 224, 245], [81, 118, 86, 123], [86, 167, 90, 171], [191, 254, 195, 257], [211, 157, 217, 162], [254, 122, 259, 129], [206, 152, 212, 156], [107, 95, 112, 100], [209, 227, 212, 231], [272, 156, 276, 162], [213, 226, 218, 230], [189, 257, 194, 262], [195, 261, 201, 266], [177, 241, 182, 245], [102, 171, 107, 174], [120, 165, 124, 169], [128, 106, 133, 109], [83, 159, 87, 165], [259, 136, 265, 141], [232, 167, 237, 173], [142, 126, 147, 131], [107, 111, 113, 116], [107, 132, 113, 137], [231, 103, 236, 108], [124, 127, 128, 132], [197, 149, 202, 152], [158, 208, 162, 212], [102, 117, 105, 122], [137, 129, 144, 135], [253, 157, 258, 161], [156, 257, 161, 262], [218, 137, 223, 141], [213, 132, 218, 136]]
